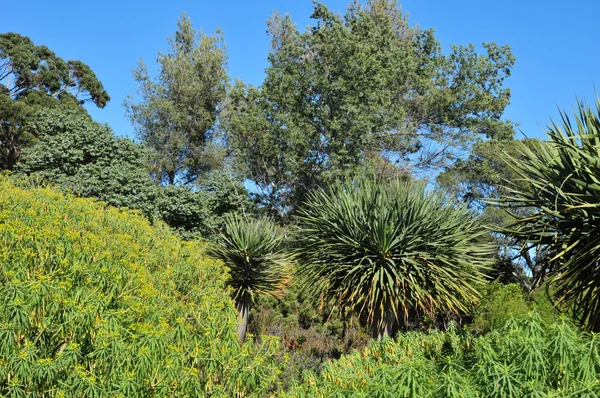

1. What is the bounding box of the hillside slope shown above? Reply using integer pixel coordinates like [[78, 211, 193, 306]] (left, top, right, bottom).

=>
[[0, 175, 281, 397]]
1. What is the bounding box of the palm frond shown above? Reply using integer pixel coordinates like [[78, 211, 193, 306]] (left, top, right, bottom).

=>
[[207, 214, 292, 303]]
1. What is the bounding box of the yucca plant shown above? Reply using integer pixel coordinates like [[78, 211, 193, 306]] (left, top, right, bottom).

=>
[[295, 178, 493, 339], [207, 214, 292, 340], [491, 99, 600, 332]]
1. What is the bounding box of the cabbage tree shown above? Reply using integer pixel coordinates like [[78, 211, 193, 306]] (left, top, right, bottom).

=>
[[491, 100, 600, 331], [207, 215, 292, 340], [295, 179, 492, 338]]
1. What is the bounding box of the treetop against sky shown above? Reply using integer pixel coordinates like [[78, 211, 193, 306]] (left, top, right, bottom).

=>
[[2, 0, 599, 141]]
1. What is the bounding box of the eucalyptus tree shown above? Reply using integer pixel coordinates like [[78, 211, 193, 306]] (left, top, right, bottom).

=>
[[295, 178, 493, 339], [0, 32, 109, 170], [125, 13, 228, 186], [207, 215, 293, 340], [223, 0, 515, 219], [492, 100, 600, 332]]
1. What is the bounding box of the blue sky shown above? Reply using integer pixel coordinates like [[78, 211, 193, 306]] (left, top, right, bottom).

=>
[[3, 0, 599, 141]]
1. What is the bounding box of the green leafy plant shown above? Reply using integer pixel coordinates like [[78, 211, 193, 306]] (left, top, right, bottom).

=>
[[492, 99, 600, 331], [281, 314, 600, 397], [0, 175, 284, 397], [470, 282, 530, 333], [207, 215, 293, 340], [295, 178, 493, 339]]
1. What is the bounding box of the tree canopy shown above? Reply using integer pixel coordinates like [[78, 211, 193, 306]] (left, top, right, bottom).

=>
[[0, 32, 109, 170], [224, 0, 515, 218], [125, 13, 229, 186]]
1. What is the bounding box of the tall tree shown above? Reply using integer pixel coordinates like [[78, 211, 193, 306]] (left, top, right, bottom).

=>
[[0, 32, 109, 170], [223, 0, 515, 218], [125, 13, 229, 186]]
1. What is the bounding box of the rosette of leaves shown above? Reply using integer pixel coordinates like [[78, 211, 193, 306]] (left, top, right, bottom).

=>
[[207, 215, 293, 341], [295, 178, 492, 339], [491, 99, 600, 332]]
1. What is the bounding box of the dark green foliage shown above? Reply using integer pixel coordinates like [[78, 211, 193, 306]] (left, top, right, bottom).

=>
[[492, 99, 600, 331], [224, 0, 515, 217], [155, 172, 255, 240], [16, 107, 252, 240], [16, 107, 158, 217], [295, 178, 493, 338], [283, 315, 600, 397], [125, 13, 228, 185], [207, 215, 293, 340], [0, 33, 109, 169]]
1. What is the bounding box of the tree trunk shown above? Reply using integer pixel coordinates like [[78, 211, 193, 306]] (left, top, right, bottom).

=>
[[236, 294, 251, 342], [371, 304, 396, 340]]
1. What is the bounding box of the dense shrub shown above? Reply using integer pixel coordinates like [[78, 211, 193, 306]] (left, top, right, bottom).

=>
[[16, 108, 253, 241], [282, 314, 600, 397], [0, 175, 283, 397], [470, 282, 532, 333], [16, 108, 159, 218], [470, 282, 565, 334]]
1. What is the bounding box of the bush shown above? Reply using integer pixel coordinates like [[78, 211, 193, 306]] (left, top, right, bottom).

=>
[[0, 175, 283, 397], [470, 282, 566, 334], [470, 282, 530, 333], [16, 108, 254, 241], [282, 314, 600, 397]]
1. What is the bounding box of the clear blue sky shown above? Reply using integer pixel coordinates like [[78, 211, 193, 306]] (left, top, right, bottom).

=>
[[2, 0, 599, 141]]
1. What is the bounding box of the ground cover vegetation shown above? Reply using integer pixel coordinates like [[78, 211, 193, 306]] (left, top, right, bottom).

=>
[[1, 0, 600, 396], [0, 176, 283, 396]]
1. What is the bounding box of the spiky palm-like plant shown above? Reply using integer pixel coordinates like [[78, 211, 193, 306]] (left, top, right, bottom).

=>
[[207, 215, 292, 340], [491, 100, 600, 332], [295, 179, 492, 339]]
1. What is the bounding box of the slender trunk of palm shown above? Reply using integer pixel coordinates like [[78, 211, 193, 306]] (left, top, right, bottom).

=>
[[371, 303, 396, 339], [236, 294, 251, 341]]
